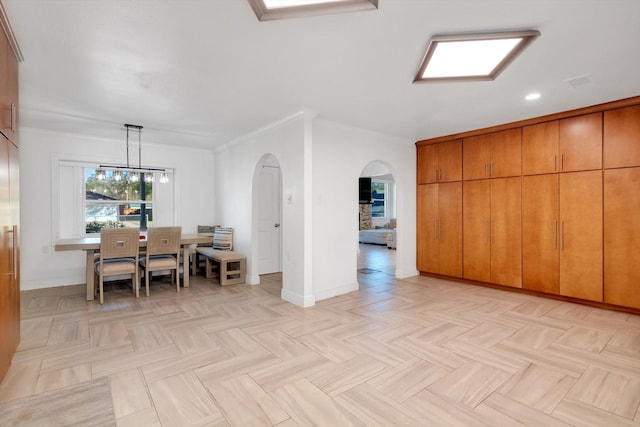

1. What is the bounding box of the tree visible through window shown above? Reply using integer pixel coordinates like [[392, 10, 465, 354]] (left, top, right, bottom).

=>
[[85, 169, 153, 233], [371, 181, 386, 217]]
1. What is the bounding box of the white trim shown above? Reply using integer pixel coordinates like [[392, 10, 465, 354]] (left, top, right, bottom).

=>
[[281, 288, 315, 308]]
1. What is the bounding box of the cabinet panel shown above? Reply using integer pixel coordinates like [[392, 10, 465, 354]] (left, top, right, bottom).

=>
[[490, 177, 522, 287], [463, 134, 491, 180], [6, 48, 18, 146], [438, 139, 462, 182], [604, 168, 640, 309], [559, 171, 603, 302], [522, 175, 559, 294], [417, 184, 438, 272], [438, 182, 462, 277], [0, 30, 8, 141], [559, 113, 602, 172], [489, 129, 522, 178], [604, 105, 640, 169], [463, 180, 490, 282], [523, 121, 559, 175], [417, 145, 439, 184]]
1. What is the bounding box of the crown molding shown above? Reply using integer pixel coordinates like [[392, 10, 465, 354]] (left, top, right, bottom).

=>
[[0, 0, 23, 62]]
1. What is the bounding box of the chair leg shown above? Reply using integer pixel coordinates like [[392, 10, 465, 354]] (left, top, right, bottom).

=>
[[99, 274, 104, 305], [134, 269, 139, 299], [176, 261, 180, 292], [145, 268, 150, 297]]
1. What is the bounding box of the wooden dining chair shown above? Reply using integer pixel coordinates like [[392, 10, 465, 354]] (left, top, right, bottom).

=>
[[95, 227, 140, 304], [139, 226, 182, 297]]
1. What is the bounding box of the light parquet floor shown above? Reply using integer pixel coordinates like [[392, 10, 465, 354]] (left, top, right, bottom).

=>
[[1, 244, 640, 426]]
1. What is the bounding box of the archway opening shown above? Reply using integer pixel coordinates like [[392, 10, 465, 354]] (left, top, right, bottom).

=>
[[357, 161, 397, 289]]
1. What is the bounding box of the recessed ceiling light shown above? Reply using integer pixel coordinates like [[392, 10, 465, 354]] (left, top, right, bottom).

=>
[[248, 0, 378, 21], [414, 30, 540, 83], [525, 92, 541, 101]]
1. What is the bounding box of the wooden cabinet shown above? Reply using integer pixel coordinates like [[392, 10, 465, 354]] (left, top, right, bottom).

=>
[[523, 113, 602, 175], [418, 97, 640, 311], [0, 33, 18, 146], [604, 168, 640, 309], [463, 129, 521, 180], [559, 171, 603, 302], [522, 174, 559, 294], [490, 177, 522, 287], [0, 24, 19, 382], [558, 113, 602, 172], [604, 105, 640, 169], [0, 136, 19, 382], [522, 171, 602, 301], [523, 121, 559, 175], [417, 139, 461, 183], [463, 178, 521, 287], [462, 180, 490, 282], [417, 182, 462, 277]]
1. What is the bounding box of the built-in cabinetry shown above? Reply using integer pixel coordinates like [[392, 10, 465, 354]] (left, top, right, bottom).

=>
[[416, 182, 462, 278], [463, 178, 521, 287], [0, 16, 20, 382], [417, 97, 640, 311], [417, 139, 461, 183]]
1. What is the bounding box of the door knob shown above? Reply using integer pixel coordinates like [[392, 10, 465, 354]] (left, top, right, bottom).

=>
[[274, 223, 280, 228]]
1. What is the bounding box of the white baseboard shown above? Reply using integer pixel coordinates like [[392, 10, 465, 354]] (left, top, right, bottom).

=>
[[281, 288, 315, 308], [314, 281, 358, 302]]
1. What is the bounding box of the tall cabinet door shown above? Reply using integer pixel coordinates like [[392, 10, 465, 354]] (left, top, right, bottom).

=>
[[522, 174, 559, 294], [0, 137, 11, 380], [490, 177, 522, 287], [438, 182, 462, 278], [417, 184, 438, 273], [604, 168, 640, 309], [559, 171, 603, 302], [463, 180, 490, 282]]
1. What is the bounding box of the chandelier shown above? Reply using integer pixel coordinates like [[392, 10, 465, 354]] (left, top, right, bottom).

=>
[[96, 124, 169, 184]]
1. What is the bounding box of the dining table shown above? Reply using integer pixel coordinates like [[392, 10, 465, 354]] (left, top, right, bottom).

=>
[[55, 233, 213, 301]]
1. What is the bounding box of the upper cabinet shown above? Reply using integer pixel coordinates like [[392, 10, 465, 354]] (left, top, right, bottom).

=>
[[523, 113, 602, 175], [604, 105, 640, 169], [523, 121, 559, 175], [417, 139, 461, 184], [463, 128, 521, 180], [0, 30, 18, 146], [558, 112, 602, 172]]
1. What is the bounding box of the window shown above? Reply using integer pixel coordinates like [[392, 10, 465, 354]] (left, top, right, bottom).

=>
[[371, 180, 386, 218], [85, 169, 153, 233]]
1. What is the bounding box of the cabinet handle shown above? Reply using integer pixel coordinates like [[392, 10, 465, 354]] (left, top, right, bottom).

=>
[[554, 220, 557, 249], [554, 155, 557, 171], [485, 163, 488, 177], [485, 221, 488, 244], [490, 162, 493, 177], [11, 103, 15, 132], [7, 225, 17, 279], [561, 154, 564, 171]]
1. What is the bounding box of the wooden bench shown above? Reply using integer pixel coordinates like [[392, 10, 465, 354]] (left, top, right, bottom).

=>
[[195, 247, 246, 286]]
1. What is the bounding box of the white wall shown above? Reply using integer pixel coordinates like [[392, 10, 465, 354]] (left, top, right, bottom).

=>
[[311, 118, 417, 301], [19, 127, 215, 290], [214, 113, 313, 307]]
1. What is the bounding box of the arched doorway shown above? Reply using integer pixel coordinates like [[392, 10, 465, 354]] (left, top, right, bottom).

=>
[[358, 161, 397, 287]]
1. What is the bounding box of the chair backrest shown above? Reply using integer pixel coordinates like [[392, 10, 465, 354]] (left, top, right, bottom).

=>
[[100, 228, 140, 261], [197, 225, 217, 247], [212, 226, 233, 251], [146, 226, 182, 256]]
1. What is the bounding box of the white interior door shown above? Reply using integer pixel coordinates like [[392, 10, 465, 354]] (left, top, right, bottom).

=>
[[258, 166, 281, 274]]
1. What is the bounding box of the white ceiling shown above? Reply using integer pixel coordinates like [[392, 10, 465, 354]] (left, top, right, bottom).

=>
[[4, 0, 640, 149]]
